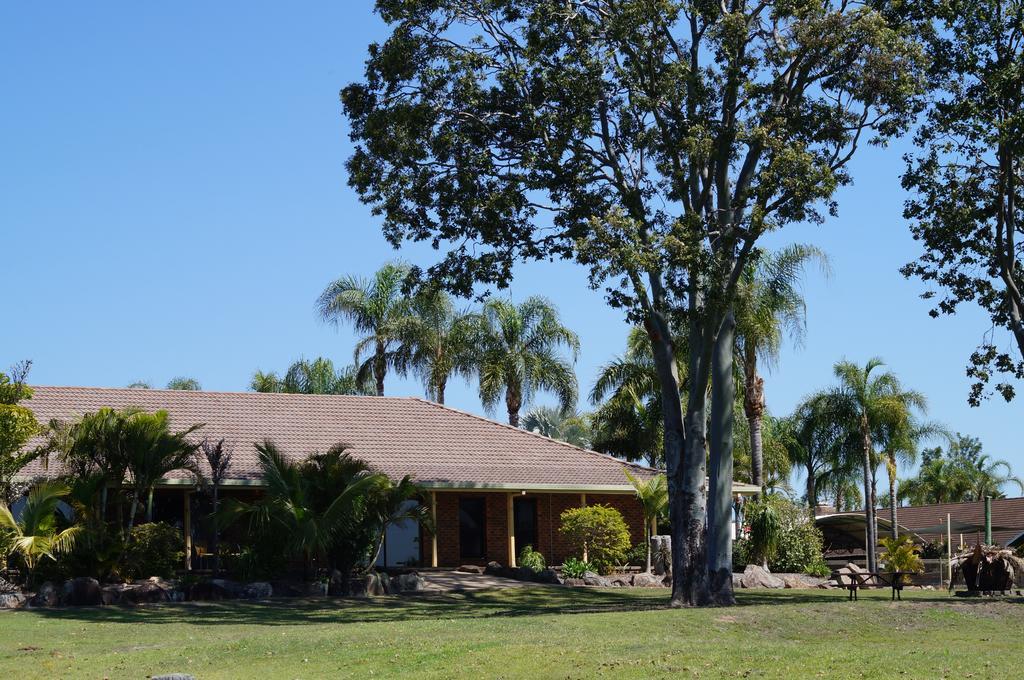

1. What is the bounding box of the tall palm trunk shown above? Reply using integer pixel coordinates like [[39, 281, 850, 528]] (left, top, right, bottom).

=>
[[374, 340, 386, 396], [859, 415, 877, 572], [805, 462, 817, 509], [505, 384, 522, 427], [886, 456, 899, 539], [146, 487, 155, 522], [436, 379, 446, 405], [743, 343, 765, 493], [211, 484, 221, 575]]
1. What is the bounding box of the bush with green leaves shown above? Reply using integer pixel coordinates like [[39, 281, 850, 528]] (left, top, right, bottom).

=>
[[559, 504, 631, 574], [121, 522, 184, 579], [734, 496, 828, 575], [560, 557, 594, 580], [518, 544, 546, 572]]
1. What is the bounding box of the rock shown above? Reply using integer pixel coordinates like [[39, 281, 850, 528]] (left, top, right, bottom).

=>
[[651, 535, 672, 575], [100, 585, 124, 605], [391, 572, 426, 593], [187, 580, 231, 601], [210, 579, 245, 598], [124, 581, 170, 604], [631, 572, 664, 588], [351, 572, 388, 597], [483, 561, 504, 576], [456, 564, 485, 574], [242, 582, 273, 599], [0, 593, 26, 609], [61, 577, 102, 606], [582, 571, 611, 587], [535, 569, 561, 585], [563, 578, 585, 587], [512, 567, 537, 582], [778, 574, 828, 590], [817, 581, 834, 589], [30, 581, 59, 607], [607, 574, 632, 587], [739, 565, 784, 589], [0, 576, 20, 594]]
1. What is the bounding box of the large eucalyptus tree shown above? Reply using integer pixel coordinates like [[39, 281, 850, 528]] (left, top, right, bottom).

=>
[[342, 0, 924, 605]]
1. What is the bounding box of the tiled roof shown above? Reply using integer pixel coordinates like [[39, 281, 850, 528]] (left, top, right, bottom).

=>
[[848, 498, 1024, 547], [19, 386, 657, 491]]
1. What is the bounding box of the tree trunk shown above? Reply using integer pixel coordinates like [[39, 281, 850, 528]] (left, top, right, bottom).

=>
[[126, 494, 139, 542], [374, 340, 386, 396], [645, 516, 654, 573], [743, 343, 765, 493], [708, 312, 736, 605], [506, 384, 522, 427], [806, 461, 817, 509], [860, 419, 877, 572], [146, 487, 154, 523], [888, 458, 899, 540], [437, 379, 446, 405]]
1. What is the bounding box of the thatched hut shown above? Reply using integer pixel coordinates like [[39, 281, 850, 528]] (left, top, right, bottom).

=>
[[949, 545, 1024, 594]]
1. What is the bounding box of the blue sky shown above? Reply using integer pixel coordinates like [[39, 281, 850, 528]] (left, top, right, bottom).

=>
[[2, 2, 1020, 487]]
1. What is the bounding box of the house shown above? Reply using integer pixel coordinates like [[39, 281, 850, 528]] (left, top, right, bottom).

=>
[[19, 386, 756, 570]]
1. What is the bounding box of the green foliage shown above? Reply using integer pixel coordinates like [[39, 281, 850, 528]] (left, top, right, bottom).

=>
[[623, 543, 649, 568], [899, 436, 1023, 504], [250, 357, 374, 396], [166, 377, 201, 391], [521, 406, 592, 449], [476, 297, 579, 426], [804, 562, 833, 578], [517, 545, 546, 572], [0, 481, 80, 579], [560, 557, 593, 580], [737, 496, 828, 575], [878, 536, 924, 583], [0, 361, 43, 504], [121, 522, 184, 579], [559, 504, 631, 575]]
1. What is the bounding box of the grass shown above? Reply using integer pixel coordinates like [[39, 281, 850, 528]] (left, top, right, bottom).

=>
[[1, 587, 1021, 679]]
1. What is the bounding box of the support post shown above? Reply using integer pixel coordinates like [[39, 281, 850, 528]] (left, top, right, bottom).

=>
[[946, 513, 952, 585], [430, 491, 438, 568], [183, 490, 192, 571], [507, 493, 517, 567], [984, 496, 992, 544], [580, 493, 588, 562]]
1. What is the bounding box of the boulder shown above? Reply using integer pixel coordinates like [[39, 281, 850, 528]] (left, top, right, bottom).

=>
[[512, 567, 538, 582], [738, 565, 784, 589], [779, 574, 828, 590], [351, 572, 388, 598], [563, 578, 585, 587], [483, 561, 504, 576], [101, 585, 124, 605], [456, 564, 485, 574], [582, 571, 611, 587], [61, 577, 102, 606], [631, 572, 664, 588], [0, 576, 20, 593], [242, 582, 273, 599], [124, 581, 170, 604], [0, 592, 26, 609], [391, 572, 426, 593], [607, 574, 632, 587], [187, 580, 232, 601], [535, 569, 562, 585], [30, 581, 59, 607]]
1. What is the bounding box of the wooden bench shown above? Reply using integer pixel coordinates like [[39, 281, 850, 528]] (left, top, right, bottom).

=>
[[835, 571, 910, 601]]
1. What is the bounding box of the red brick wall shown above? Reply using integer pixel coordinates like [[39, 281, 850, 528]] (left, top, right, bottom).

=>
[[424, 491, 645, 568]]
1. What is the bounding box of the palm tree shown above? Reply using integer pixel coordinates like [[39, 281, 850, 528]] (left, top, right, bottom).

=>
[[625, 471, 668, 572], [734, 245, 828, 493], [316, 262, 412, 396], [364, 475, 434, 570], [521, 406, 593, 448], [898, 458, 972, 505], [588, 328, 671, 467], [0, 481, 80, 577], [120, 410, 202, 536], [878, 416, 946, 538], [963, 454, 1024, 500], [53, 407, 135, 524], [476, 297, 580, 427], [220, 441, 388, 578], [196, 438, 233, 575], [830, 359, 925, 571], [393, 289, 477, 404], [250, 357, 374, 395]]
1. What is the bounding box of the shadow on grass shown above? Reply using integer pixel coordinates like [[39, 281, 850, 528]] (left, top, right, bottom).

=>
[[12, 586, 1007, 628]]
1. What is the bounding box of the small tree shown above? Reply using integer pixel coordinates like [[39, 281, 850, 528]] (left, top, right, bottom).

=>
[[625, 471, 668, 573], [196, 438, 233, 575], [559, 504, 631, 574], [0, 481, 80, 583], [0, 361, 44, 505], [878, 536, 924, 585]]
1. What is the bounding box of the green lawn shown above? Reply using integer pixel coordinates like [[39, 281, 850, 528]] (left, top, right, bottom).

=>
[[1, 587, 1020, 679]]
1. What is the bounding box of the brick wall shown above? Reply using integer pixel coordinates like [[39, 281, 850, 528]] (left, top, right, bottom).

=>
[[423, 491, 645, 568]]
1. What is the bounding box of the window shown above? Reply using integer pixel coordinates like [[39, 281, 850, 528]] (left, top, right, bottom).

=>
[[513, 497, 538, 551], [458, 498, 487, 559]]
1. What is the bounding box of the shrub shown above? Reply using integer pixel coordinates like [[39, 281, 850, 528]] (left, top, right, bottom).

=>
[[560, 557, 594, 579], [518, 545, 546, 572], [559, 504, 631, 574], [734, 496, 828, 575], [121, 522, 184, 579], [623, 542, 648, 568], [879, 536, 924, 583]]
